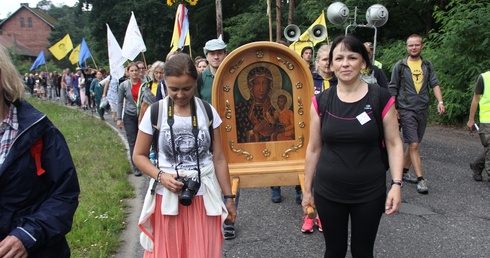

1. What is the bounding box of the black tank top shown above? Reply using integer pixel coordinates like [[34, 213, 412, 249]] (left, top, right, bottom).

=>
[[314, 89, 389, 203]]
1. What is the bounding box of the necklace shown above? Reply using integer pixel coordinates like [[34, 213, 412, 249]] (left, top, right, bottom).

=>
[[175, 114, 192, 132], [174, 106, 191, 117]]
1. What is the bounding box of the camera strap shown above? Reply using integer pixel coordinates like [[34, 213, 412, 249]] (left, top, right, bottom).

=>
[[167, 97, 201, 182]]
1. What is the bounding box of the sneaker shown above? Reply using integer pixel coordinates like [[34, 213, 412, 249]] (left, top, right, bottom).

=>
[[470, 163, 483, 181], [134, 170, 142, 177], [223, 223, 236, 240], [271, 187, 282, 203], [295, 189, 303, 205], [301, 216, 314, 233], [403, 172, 418, 184], [416, 179, 428, 194], [315, 217, 323, 232]]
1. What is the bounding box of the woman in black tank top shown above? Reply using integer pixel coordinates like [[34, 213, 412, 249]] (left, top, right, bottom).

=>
[[302, 34, 404, 258]]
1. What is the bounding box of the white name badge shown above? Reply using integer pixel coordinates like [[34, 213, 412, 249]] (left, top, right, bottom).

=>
[[356, 112, 371, 125]]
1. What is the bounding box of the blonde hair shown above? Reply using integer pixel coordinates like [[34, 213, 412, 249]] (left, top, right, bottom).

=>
[[315, 44, 333, 79], [148, 60, 165, 81], [0, 46, 25, 102]]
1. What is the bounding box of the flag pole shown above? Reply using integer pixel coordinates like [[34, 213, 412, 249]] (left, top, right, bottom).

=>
[[91, 56, 98, 70], [141, 52, 148, 69], [44, 63, 50, 94], [267, 0, 272, 41], [188, 44, 193, 59]]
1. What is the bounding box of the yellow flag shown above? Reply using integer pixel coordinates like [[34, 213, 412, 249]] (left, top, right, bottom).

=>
[[289, 11, 328, 56], [68, 44, 81, 65], [170, 4, 191, 52], [49, 34, 74, 60]]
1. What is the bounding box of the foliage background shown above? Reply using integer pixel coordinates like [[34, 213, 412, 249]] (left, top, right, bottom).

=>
[[4, 0, 490, 256]]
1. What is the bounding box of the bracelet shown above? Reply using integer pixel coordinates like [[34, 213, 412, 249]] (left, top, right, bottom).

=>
[[223, 194, 236, 199], [156, 170, 164, 184], [438, 101, 444, 105], [391, 180, 403, 188]]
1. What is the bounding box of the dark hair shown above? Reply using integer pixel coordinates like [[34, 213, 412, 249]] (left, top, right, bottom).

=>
[[329, 34, 371, 69], [301, 46, 313, 56], [164, 53, 198, 80], [98, 67, 107, 75], [195, 58, 208, 66], [276, 40, 289, 47]]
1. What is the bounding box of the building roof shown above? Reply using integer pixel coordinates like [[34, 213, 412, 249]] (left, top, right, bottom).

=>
[[0, 35, 38, 57], [0, 4, 57, 28]]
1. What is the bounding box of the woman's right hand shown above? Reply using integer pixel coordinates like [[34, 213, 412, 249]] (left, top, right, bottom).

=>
[[159, 173, 184, 193], [116, 120, 123, 129]]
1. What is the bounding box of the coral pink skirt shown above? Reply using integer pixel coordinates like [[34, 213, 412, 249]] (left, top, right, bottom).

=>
[[143, 195, 223, 258]]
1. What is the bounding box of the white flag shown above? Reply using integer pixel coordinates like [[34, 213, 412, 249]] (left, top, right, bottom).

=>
[[107, 24, 127, 79], [121, 12, 146, 61]]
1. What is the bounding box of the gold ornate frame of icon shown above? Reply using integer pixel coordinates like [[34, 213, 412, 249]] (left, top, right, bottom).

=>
[[213, 41, 314, 192]]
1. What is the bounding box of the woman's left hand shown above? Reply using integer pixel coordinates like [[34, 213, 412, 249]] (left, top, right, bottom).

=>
[[385, 186, 401, 215]]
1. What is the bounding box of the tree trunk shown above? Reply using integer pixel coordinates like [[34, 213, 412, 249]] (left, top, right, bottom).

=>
[[216, 0, 223, 38], [288, 0, 294, 25], [275, 0, 282, 42]]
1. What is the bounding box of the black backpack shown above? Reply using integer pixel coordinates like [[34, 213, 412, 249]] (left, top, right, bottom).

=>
[[315, 84, 389, 170]]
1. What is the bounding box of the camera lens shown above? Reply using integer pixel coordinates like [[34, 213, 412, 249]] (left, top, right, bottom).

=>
[[179, 189, 193, 206], [176, 176, 200, 206]]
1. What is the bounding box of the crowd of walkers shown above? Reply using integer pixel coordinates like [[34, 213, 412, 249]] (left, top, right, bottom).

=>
[[25, 67, 99, 108], [25, 66, 122, 119]]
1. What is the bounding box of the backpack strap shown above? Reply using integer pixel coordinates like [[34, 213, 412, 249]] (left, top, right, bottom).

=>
[[368, 83, 383, 139], [315, 86, 336, 128], [196, 98, 214, 153], [150, 99, 164, 153], [368, 84, 390, 170], [149, 99, 165, 195], [396, 60, 407, 105]]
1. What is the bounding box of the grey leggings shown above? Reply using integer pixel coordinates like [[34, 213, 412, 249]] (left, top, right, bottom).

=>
[[123, 113, 139, 172]]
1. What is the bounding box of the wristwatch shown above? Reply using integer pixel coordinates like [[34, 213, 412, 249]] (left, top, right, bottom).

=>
[[223, 194, 236, 199], [391, 180, 403, 188]]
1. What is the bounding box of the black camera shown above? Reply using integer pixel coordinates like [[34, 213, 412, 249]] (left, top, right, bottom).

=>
[[176, 176, 201, 206]]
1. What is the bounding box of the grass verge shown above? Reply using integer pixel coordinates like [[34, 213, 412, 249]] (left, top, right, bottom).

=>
[[29, 97, 134, 258]]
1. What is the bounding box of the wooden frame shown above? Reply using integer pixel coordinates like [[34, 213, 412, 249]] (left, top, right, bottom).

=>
[[213, 41, 314, 194]]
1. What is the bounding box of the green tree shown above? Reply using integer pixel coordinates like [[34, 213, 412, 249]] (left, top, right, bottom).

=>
[[36, 0, 54, 10], [224, 2, 270, 50], [427, 0, 490, 124]]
